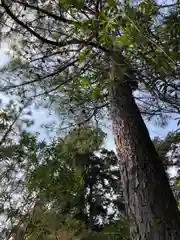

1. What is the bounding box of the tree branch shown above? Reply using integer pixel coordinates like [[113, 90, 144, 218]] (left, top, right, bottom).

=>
[[0, 105, 25, 146], [1, 0, 108, 52], [2, 59, 78, 92], [14, 0, 75, 24]]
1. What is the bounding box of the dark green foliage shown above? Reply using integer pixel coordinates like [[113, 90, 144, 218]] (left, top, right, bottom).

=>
[[27, 127, 126, 233], [154, 131, 180, 170], [0, 126, 128, 239]]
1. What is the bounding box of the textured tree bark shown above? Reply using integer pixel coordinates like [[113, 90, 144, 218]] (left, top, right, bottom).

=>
[[108, 54, 180, 239]]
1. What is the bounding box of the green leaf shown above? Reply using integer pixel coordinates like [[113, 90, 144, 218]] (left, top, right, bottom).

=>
[[92, 87, 101, 100], [116, 35, 132, 46], [80, 77, 90, 87], [78, 50, 89, 63], [139, 1, 149, 14], [107, 0, 116, 7], [177, 176, 180, 182], [60, 0, 84, 9]]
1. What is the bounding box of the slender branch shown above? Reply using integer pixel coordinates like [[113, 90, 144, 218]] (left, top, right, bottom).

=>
[[29, 51, 62, 63], [1, 0, 108, 52], [0, 105, 25, 146], [14, 0, 75, 24], [158, 3, 178, 9], [1, 0, 78, 47], [1, 0, 108, 53], [1, 59, 78, 92]]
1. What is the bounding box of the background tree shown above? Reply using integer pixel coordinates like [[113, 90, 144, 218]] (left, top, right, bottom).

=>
[[0, 125, 128, 239], [26, 126, 129, 239], [154, 131, 180, 205]]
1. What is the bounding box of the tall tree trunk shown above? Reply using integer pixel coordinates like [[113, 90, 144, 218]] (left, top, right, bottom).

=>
[[108, 53, 180, 239]]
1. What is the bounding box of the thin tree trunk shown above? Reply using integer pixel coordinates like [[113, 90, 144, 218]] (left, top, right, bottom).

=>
[[88, 183, 94, 232], [108, 53, 180, 239]]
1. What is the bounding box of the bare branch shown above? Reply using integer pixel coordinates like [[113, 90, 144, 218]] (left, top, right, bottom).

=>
[[14, 0, 75, 24]]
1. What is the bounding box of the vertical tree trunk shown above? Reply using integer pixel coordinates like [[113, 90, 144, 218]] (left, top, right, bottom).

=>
[[88, 183, 94, 231], [108, 53, 180, 239]]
